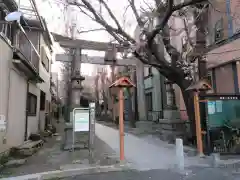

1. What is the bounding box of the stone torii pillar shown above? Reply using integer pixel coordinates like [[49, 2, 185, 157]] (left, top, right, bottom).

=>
[[71, 48, 85, 109]]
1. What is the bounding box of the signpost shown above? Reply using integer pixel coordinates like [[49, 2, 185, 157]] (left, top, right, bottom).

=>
[[89, 103, 96, 160], [72, 104, 96, 157], [109, 76, 135, 161], [72, 108, 90, 152]]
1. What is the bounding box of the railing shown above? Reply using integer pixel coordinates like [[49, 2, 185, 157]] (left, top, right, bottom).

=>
[[147, 111, 163, 122], [17, 31, 40, 72], [0, 21, 13, 44]]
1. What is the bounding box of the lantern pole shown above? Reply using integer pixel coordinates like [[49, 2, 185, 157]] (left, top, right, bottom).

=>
[[194, 90, 203, 155], [119, 87, 124, 161]]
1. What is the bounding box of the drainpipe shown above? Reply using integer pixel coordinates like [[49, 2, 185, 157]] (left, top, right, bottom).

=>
[[24, 80, 29, 141], [226, 0, 233, 37], [5, 68, 12, 144], [160, 75, 165, 119]]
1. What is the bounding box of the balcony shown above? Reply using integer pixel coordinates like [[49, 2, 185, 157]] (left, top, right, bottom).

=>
[[0, 21, 13, 45], [11, 26, 43, 82], [0, 21, 39, 71]]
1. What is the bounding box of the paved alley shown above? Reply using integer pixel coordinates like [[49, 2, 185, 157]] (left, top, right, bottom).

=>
[[63, 168, 240, 180], [95, 123, 209, 171], [0, 122, 119, 178]]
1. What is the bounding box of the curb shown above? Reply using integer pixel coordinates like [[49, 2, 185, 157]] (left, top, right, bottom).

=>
[[0, 163, 131, 180]]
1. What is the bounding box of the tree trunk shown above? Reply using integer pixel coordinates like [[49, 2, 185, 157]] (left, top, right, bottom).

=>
[[182, 88, 196, 145], [127, 88, 136, 128]]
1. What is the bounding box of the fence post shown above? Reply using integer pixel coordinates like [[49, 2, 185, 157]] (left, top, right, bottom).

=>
[[176, 138, 184, 171]]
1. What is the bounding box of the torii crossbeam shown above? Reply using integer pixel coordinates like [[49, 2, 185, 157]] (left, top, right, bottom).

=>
[[52, 33, 137, 66]]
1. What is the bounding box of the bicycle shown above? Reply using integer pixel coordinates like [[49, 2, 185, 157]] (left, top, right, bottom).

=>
[[223, 123, 240, 153], [212, 121, 240, 153]]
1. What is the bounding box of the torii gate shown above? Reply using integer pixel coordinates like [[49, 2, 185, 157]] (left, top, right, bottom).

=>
[[53, 33, 147, 121], [53, 33, 136, 66]]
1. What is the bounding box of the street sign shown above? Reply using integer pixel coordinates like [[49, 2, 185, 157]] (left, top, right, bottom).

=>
[[73, 109, 90, 132]]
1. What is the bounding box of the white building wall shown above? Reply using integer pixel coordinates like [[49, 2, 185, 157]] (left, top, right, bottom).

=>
[[7, 70, 27, 147], [152, 68, 162, 112], [0, 37, 11, 152], [0, 36, 27, 152], [37, 35, 52, 131], [0, 31, 53, 153]]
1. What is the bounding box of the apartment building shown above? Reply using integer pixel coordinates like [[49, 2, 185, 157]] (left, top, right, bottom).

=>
[[0, 0, 53, 153], [206, 0, 240, 94]]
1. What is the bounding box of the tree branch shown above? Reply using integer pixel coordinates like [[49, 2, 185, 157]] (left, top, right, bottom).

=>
[[148, 0, 173, 44], [133, 51, 172, 77], [77, 28, 106, 34], [128, 0, 144, 27], [98, 0, 122, 29], [78, 0, 136, 44], [173, 0, 208, 11], [148, 0, 208, 45]]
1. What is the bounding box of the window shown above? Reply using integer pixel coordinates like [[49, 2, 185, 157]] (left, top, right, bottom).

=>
[[207, 71, 212, 86], [27, 93, 37, 116], [40, 91, 46, 111], [215, 18, 224, 42], [144, 66, 153, 77], [145, 92, 153, 111], [41, 47, 49, 72]]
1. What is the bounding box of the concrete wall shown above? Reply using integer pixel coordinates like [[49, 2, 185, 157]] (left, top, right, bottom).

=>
[[144, 67, 163, 120], [37, 34, 52, 131], [230, 0, 240, 34], [144, 67, 163, 112], [7, 70, 27, 147], [215, 64, 235, 93], [0, 30, 52, 153], [206, 0, 229, 45], [0, 36, 27, 152]]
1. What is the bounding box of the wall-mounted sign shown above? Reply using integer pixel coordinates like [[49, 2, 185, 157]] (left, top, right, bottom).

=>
[[208, 101, 216, 115], [216, 100, 223, 113]]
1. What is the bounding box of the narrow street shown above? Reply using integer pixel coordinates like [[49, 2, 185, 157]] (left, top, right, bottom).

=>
[[95, 123, 208, 170], [61, 168, 240, 180], [1, 121, 240, 179]]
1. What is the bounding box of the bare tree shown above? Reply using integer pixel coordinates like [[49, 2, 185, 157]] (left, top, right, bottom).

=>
[[68, 0, 208, 135]]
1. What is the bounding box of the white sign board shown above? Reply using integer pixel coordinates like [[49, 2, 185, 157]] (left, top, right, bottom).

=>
[[0, 115, 6, 131], [208, 101, 216, 115], [74, 109, 89, 132], [216, 100, 223, 113]]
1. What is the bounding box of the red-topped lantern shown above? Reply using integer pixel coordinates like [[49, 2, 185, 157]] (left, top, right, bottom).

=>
[[109, 76, 135, 161]]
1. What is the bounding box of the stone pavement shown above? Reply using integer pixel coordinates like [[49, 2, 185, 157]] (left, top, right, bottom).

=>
[[62, 168, 240, 180], [0, 121, 120, 178], [95, 123, 209, 171]]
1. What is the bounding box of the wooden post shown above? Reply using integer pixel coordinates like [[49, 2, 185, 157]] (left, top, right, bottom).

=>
[[109, 76, 135, 161], [119, 88, 124, 161], [193, 91, 203, 155]]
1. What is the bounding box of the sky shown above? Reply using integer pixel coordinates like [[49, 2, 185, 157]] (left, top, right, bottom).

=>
[[19, 0, 153, 76]]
